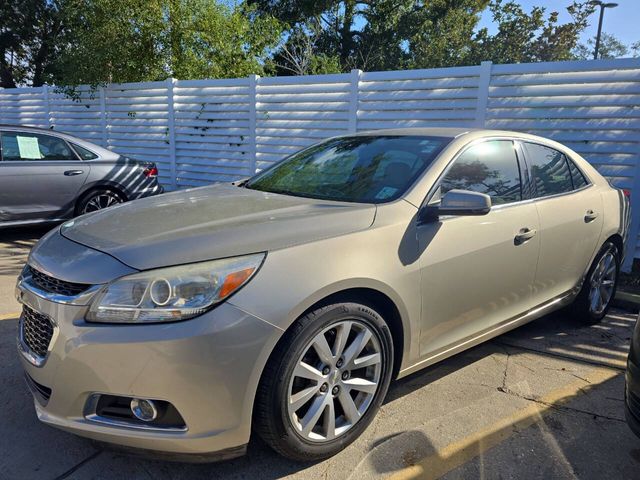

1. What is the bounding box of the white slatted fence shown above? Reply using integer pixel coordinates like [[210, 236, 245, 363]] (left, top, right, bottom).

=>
[[1, 58, 640, 263]]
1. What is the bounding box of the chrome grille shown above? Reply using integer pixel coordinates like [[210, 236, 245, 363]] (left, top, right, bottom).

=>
[[21, 305, 54, 359], [26, 265, 90, 296]]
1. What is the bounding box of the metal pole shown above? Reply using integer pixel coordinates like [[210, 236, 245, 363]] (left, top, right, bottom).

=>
[[594, 5, 605, 59]]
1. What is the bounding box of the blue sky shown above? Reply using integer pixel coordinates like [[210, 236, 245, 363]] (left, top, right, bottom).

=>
[[477, 0, 638, 47]]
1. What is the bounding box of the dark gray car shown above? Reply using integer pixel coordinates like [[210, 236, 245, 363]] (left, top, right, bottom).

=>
[[0, 125, 163, 227]]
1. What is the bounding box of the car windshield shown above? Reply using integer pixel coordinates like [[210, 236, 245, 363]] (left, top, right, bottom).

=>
[[245, 135, 451, 203]]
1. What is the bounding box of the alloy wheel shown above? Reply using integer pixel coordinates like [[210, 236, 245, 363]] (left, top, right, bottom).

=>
[[287, 320, 383, 442], [588, 250, 617, 316], [82, 192, 123, 213]]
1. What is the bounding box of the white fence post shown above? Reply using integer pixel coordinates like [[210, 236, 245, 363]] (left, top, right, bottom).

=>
[[249, 74, 259, 174], [349, 69, 361, 133], [166, 77, 177, 189], [42, 85, 51, 129], [99, 86, 108, 148], [474, 61, 492, 128]]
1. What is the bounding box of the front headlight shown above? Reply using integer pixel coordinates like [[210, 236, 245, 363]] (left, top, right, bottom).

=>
[[86, 253, 265, 324]]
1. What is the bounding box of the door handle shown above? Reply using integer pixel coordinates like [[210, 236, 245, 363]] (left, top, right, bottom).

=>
[[584, 210, 599, 223], [514, 227, 537, 245], [64, 170, 84, 176]]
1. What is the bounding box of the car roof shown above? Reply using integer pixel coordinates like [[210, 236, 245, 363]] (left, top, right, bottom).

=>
[[353, 127, 476, 138], [352, 127, 573, 150], [0, 124, 63, 134], [0, 124, 118, 159]]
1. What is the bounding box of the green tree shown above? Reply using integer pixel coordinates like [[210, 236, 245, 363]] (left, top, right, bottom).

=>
[[574, 32, 630, 59], [266, 23, 341, 76], [469, 0, 592, 64], [252, 0, 489, 72], [404, 0, 489, 69], [0, 0, 69, 87], [54, 0, 282, 88], [253, 0, 594, 73]]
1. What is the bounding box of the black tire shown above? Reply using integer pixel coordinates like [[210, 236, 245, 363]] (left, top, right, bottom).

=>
[[254, 302, 394, 462], [570, 241, 620, 324], [76, 188, 125, 215]]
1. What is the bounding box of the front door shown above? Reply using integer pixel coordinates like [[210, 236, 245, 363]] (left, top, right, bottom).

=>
[[417, 139, 540, 358], [0, 130, 90, 222]]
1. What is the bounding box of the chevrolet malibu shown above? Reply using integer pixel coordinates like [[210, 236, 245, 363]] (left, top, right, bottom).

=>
[[16, 128, 629, 462]]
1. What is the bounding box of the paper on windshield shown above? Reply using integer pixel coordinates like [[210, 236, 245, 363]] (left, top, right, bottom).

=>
[[16, 136, 42, 159]]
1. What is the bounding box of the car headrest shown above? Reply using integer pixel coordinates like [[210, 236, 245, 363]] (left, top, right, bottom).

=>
[[384, 162, 412, 187]]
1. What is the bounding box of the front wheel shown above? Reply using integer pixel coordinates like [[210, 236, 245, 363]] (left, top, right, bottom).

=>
[[571, 241, 620, 324], [254, 302, 394, 461]]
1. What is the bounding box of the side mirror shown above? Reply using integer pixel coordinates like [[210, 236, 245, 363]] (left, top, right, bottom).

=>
[[420, 189, 492, 222]]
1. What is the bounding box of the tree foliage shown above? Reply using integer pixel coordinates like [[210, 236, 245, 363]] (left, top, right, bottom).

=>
[[2, 0, 638, 88], [0, 1, 68, 87], [574, 32, 631, 60], [469, 0, 592, 64], [251, 0, 491, 72], [1, 0, 282, 89], [56, 0, 282, 88], [266, 23, 341, 76], [252, 0, 603, 74]]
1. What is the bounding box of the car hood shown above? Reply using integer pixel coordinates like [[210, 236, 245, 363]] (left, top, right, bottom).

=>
[[60, 184, 376, 271]]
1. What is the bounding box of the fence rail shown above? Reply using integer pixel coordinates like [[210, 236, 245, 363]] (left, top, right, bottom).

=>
[[1, 58, 640, 262]]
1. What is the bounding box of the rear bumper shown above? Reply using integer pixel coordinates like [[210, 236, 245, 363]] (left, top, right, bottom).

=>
[[130, 183, 163, 200]]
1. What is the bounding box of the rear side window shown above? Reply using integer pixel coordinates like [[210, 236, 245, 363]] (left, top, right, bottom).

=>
[[522, 143, 573, 197], [0, 131, 78, 161], [567, 159, 588, 189], [440, 140, 521, 205], [72, 143, 98, 160]]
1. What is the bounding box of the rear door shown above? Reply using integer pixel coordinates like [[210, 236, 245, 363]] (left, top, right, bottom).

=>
[[0, 130, 90, 222], [519, 141, 603, 306]]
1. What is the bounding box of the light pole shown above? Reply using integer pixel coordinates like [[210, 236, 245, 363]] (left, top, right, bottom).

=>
[[589, 1, 619, 59]]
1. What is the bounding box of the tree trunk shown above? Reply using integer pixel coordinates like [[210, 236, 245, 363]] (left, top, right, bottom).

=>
[[340, 0, 355, 67], [32, 42, 49, 87], [0, 57, 17, 88]]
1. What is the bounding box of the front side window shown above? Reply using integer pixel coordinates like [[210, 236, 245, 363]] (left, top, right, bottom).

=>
[[246, 135, 450, 203], [523, 143, 573, 197], [0, 132, 78, 161], [440, 140, 522, 205]]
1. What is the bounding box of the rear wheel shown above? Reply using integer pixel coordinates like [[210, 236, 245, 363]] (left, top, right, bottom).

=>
[[571, 241, 620, 324], [76, 189, 125, 215], [254, 302, 394, 461]]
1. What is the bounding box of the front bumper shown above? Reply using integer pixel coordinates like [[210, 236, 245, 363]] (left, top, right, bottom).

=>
[[16, 279, 281, 458]]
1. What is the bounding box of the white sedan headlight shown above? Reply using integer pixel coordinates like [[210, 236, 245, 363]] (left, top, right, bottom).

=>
[[87, 253, 265, 323]]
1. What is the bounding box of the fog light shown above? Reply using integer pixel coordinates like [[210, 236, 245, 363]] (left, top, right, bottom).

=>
[[130, 398, 158, 422]]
